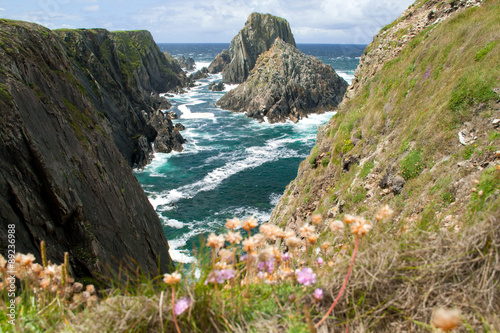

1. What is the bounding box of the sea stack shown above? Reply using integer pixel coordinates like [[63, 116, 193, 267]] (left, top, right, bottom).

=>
[[217, 38, 348, 123], [221, 13, 296, 83]]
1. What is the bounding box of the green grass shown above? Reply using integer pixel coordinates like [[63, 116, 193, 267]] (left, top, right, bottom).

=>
[[401, 150, 424, 180]]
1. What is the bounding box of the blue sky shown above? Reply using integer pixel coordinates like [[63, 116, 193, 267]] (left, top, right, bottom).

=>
[[0, 0, 415, 44]]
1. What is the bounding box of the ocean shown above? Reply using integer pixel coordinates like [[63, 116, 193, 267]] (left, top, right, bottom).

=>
[[134, 43, 365, 263]]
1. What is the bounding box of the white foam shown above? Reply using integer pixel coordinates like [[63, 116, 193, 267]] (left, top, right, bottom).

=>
[[160, 216, 184, 229], [223, 83, 239, 92], [178, 104, 214, 119], [195, 61, 211, 69], [337, 71, 354, 85], [269, 193, 282, 206], [168, 238, 196, 263]]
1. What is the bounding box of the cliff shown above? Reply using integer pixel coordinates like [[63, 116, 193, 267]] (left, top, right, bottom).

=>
[[222, 13, 296, 83], [0, 20, 177, 281], [217, 38, 348, 123]]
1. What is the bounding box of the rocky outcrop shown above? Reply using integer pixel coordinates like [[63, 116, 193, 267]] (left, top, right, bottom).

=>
[[55, 28, 186, 168], [222, 13, 296, 83], [147, 110, 186, 153], [217, 38, 348, 123], [208, 49, 230, 74], [177, 55, 196, 70], [0, 20, 177, 281], [209, 82, 225, 91]]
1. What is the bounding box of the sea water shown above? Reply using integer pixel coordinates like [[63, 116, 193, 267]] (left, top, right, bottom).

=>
[[134, 43, 364, 263]]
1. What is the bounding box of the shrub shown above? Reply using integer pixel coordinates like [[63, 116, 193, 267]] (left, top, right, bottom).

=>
[[401, 150, 424, 180]]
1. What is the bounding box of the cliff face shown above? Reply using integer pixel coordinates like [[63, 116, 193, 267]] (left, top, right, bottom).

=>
[[0, 20, 177, 280], [222, 13, 296, 83], [217, 38, 348, 123], [270, 0, 498, 230], [55, 28, 186, 167]]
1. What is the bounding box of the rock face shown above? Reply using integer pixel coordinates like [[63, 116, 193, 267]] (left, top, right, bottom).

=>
[[217, 38, 348, 123], [222, 13, 296, 84], [176, 55, 196, 70], [56, 28, 186, 168], [209, 82, 225, 91], [208, 49, 230, 74], [0, 20, 178, 281]]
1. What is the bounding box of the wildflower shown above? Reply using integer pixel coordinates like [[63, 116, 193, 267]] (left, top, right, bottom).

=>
[[320, 242, 331, 251], [259, 223, 283, 241], [205, 269, 235, 284], [265, 259, 275, 274], [431, 308, 461, 332], [45, 264, 59, 277], [0, 255, 6, 271], [296, 267, 317, 286], [174, 297, 192, 315], [218, 248, 233, 262], [163, 271, 182, 285], [317, 257, 324, 266], [282, 252, 290, 261], [20, 254, 36, 266], [86, 284, 96, 295], [285, 236, 302, 249], [225, 218, 240, 229], [253, 233, 266, 246], [258, 247, 274, 262], [225, 231, 243, 244], [329, 220, 344, 234], [314, 288, 323, 301], [257, 271, 265, 279], [257, 261, 265, 271], [282, 230, 296, 239], [242, 216, 258, 231], [350, 218, 373, 237], [307, 234, 318, 244], [375, 204, 394, 221], [242, 237, 257, 252], [214, 261, 231, 270], [207, 233, 225, 249], [311, 214, 322, 225], [343, 214, 356, 224], [299, 224, 315, 237], [240, 254, 248, 261], [31, 263, 43, 276], [72, 282, 83, 293]]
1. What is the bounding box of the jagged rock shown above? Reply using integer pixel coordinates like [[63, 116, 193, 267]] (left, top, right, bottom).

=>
[[189, 67, 209, 82], [379, 173, 405, 194], [168, 110, 178, 119], [208, 49, 230, 74], [0, 20, 177, 282], [222, 13, 296, 83], [175, 123, 186, 131], [209, 82, 225, 91], [147, 110, 186, 153], [177, 55, 196, 70], [492, 119, 500, 128], [217, 38, 348, 123]]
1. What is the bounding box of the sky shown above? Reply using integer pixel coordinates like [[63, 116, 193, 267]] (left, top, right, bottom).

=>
[[0, 0, 415, 44]]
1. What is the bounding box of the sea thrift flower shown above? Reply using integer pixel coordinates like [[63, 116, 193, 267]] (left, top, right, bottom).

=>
[[343, 214, 356, 224], [207, 233, 225, 249], [307, 234, 318, 244], [257, 261, 265, 271], [375, 204, 394, 221], [240, 254, 248, 261], [174, 297, 192, 315], [163, 272, 182, 285], [242, 216, 258, 231], [20, 254, 36, 266], [350, 218, 373, 237], [218, 249, 233, 263], [265, 259, 275, 274], [431, 308, 461, 332], [299, 224, 315, 237], [329, 220, 345, 233], [205, 269, 236, 284], [320, 242, 331, 251], [282, 230, 296, 239], [282, 252, 290, 261], [259, 224, 283, 241], [257, 271, 265, 279], [314, 288, 323, 301], [285, 236, 302, 249], [296, 267, 317, 286], [311, 214, 322, 225], [225, 218, 240, 229], [317, 257, 324, 266], [253, 233, 266, 246], [242, 237, 257, 252], [86, 284, 96, 295], [225, 231, 243, 244]]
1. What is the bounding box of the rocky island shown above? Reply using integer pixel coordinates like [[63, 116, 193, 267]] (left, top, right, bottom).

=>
[[217, 38, 348, 123]]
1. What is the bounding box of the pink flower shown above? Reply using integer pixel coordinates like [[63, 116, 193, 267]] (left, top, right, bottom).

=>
[[205, 269, 236, 284], [282, 252, 290, 261], [174, 297, 192, 315], [317, 257, 324, 266], [296, 267, 317, 286], [314, 288, 323, 301]]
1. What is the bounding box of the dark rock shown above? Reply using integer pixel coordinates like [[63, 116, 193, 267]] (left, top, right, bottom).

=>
[[342, 155, 360, 172], [168, 110, 179, 119], [0, 20, 177, 282], [175, 123, 186, 131], [147, 110, 186, 153], [177, 55, 196, 70], [209, 82, 225, 91], [217, 38, 348, 123], [208, 49, 231, 74], [222, 13, 296, 83], [379, 173, 405, 194], [189, 67, 209, 81]]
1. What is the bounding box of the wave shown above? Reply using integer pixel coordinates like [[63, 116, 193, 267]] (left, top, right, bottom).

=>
[[337, 71, 355, 85], [269, 193, 282, 206], [178, 104, 214, 119]]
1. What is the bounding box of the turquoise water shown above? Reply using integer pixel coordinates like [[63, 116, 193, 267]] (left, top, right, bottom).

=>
[[134, 44, 364, 263]]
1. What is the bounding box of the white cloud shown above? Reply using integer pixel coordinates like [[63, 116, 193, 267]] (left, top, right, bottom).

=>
[[0, 8, 5, 11], [83, 5, 99, 12]]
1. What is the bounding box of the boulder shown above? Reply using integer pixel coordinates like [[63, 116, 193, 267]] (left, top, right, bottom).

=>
[[177, 55, 196, 70], [222, 13, 296, 83], [209, 82, 225, 91]]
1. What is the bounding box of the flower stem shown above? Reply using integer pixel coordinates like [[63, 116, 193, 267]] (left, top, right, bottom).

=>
[[315, 236, 360, 328], [172, 287, 181, 333]]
